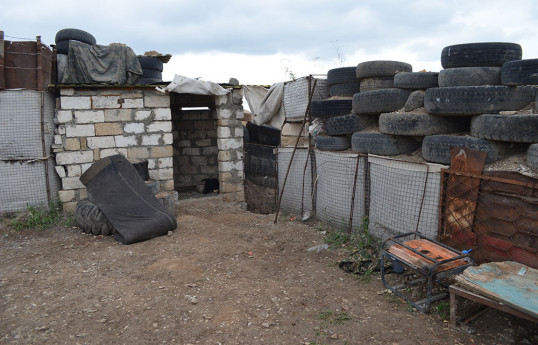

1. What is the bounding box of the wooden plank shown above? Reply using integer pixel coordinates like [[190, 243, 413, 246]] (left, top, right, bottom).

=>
[[388, 239, 469, 272], [455, 261, 538, 319]]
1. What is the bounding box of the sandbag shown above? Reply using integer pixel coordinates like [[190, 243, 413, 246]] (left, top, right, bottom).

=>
[[80, 155, 177, 244]]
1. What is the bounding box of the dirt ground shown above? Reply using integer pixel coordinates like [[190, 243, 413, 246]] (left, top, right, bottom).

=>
[[0, 196, 536, 345]]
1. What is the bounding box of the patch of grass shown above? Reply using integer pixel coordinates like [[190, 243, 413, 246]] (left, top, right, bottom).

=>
[[384, 292, 402, 304], [10, 200, 65, 231], [434, 300, 450, 321], [317, 309, 352, 325]]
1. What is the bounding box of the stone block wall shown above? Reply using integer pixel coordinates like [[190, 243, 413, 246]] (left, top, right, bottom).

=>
[[171, 108, 219, 189], [52, 88, 174, 213]]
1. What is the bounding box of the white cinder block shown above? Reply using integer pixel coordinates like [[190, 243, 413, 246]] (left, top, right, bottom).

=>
[[66, 124, 95, 137], [67, 164, 82, 177], [87, 136, 116, 149], [123, 98, 144, 108], [135, 110, 152, 121], [218, 160, 243, 172], [81, 163, 92, 174], [217, 108, 233, 119], [56, 150, 94, 165], [62, 177, 86, 190], [144, 94, 170, 108], [217, 127, 231, 138], [61, 96, 91, 109], [142, 134, 160, 146], [59, 88, 75, 96], [149, 168, 174, 180], [114, 135, 138, 147], [54, 135, 63, 145], [124, 123, 145, 133], [153, 108, 172, 120], [101, 148, 127, 158], [92, 96, 120, 109], [147, 121, 172, 133], [217, 138, 242, 150], [57, 110, 73, 123], [55, 166, 66, 178], [163, 133, 173, 145], [75, 110, 104, 124], [148, 157, 173, 169]]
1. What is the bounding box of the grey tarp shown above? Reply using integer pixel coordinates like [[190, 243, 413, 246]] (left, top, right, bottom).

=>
[[80, 155, 177, 245], [61, 41, 142, 84], [243, 82, 285, 130], [158, 74, 230, 96]]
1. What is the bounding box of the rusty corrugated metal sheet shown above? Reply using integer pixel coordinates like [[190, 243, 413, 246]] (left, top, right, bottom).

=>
[[439, 167, 538, 268], [1, 40, 52, 91]]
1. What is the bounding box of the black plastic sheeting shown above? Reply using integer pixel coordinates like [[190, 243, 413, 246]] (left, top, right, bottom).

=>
[[80, 155, 177, 244], [61, 41, 142, 84]]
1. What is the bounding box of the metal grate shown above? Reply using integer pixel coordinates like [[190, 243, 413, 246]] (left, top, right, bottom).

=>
[[0, 90, 59, 213], [283, 77, 329, 120], [439, 169, 538, 268], [277, 147, 313, 216]]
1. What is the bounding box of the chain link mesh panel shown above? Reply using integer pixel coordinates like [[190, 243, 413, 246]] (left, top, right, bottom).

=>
[[368, 155, 446, 241], [315, 151, 367, 230], [283, 77, 329, 120], [439, 170, 537, 268], [277, 147, 313, 216], [0, 90, 59, 213]]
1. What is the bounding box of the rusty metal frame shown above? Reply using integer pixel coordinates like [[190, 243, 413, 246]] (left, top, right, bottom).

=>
[[381, 231, 475, 312]]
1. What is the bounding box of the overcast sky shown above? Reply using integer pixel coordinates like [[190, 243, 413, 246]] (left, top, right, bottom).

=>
[[2, 0, 538, 85]]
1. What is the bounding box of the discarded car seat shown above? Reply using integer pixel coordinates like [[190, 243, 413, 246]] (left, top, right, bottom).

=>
[[80, 155, 177, 244]]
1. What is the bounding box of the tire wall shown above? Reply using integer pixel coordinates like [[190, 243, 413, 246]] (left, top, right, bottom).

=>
[[0, 90, 60, 213], [314, 151, 366, 229], [277, 148, 313, 215], [364, 156, 446, 240]]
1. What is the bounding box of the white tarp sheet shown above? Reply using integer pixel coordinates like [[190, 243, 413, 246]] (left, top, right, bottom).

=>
[[243, 82, 285, 129], [158, 74, 230, 96]]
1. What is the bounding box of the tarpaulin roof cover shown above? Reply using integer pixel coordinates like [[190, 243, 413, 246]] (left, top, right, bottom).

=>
[[61, 41, 142, 84]]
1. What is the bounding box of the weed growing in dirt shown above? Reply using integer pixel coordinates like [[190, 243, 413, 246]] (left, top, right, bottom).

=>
[[10, 200, 66, 231], [317, 309, 353, 325], [434, 300, 450, 321]]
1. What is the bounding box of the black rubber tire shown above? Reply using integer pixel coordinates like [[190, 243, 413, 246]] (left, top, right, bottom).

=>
[[470, 114, 538, 143], [326, 114, 378, 136], [359, 77, 394, 92], [351, 132, 420, 156], [56, 40, 89, 54], [527, 144, 538, 171], [75, 199, 114, 236], [440, 42, 522, 69], [501, 59, 538, 86], [422, 135, 513, 164], [315, 135, 351, 151], [136, 78, 165, 85], [327, 67, 358, 85], [404, 90, 425, 112], [438, 67, 501, 87], [55, 28, 96, 45], [245, 172, 276, 188], [329, 83, 360, 97], [310, 99, 352, 118], [379, 112, 470, 136], [244, 152, 276, 176], [393, 72, 439, 89], [138, 56, 164, 71], [356, 60, 412, 79], [352, 88, 412, 115], [142, 68, 162, 79], [246, 122, 281, 146], [424, 86, 536, 116]]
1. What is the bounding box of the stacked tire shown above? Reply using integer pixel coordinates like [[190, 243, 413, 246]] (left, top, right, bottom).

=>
[[243, 122, 280, 214], [55, 28, 97, 83], [137, 56, 164, 85], [422, 42, 536, 165]]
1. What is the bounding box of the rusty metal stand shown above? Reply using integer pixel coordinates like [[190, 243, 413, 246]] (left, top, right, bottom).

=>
[[380, 232, 475, 313]]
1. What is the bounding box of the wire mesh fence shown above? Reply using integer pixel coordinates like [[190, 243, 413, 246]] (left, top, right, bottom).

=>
[[0, 90, 59, 213], [276, 149, 448, 241], [438, 169, 538, 268], [276, 147, 313, 216]]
